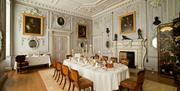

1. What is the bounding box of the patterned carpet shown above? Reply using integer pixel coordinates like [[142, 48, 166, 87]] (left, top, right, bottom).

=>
[[38, 69, 177, 91]]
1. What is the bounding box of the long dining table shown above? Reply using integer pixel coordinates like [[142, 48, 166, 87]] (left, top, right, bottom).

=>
[[63, 58, 130, 91]]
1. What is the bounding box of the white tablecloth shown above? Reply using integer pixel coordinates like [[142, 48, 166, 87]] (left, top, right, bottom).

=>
[[14, 55, 51, 69], [63, 59, 129, 91]]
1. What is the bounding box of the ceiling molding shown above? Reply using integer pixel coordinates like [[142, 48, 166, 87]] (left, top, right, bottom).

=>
[[92, 0, 133, 18], [16, 0, 129, 19], [71, 0, 106, 6], [16, 0, 92, 19]]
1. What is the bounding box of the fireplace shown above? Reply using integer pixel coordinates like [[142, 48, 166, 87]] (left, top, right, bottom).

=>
[[119, 51, 136, 68], [112, 39, 145, 69]]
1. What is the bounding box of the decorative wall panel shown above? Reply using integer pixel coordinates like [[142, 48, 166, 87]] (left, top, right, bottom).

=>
[[93, 0, 180, 71], [50, 12, 71, 31]]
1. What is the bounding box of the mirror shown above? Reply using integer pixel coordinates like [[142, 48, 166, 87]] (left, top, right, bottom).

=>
[[152, 37, 157, 48], [80, 42, 85, 48], [29, 39, 38, 49]]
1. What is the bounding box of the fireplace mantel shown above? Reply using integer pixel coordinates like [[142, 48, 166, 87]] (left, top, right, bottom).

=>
[[117, 39, 144, 46], [113, 39, 146, 69]]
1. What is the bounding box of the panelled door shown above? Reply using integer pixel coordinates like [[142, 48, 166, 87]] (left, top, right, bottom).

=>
[[52, 31, 70, 62]]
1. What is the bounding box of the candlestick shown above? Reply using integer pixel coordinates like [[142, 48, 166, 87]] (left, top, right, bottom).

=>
[[98, 51, 101, 55], [93, 45, 94, 54], [85, 45, 88, 57], [71, 49, 74, 56]]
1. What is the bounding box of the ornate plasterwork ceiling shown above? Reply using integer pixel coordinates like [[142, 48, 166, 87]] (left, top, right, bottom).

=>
[[16, 0, 126, 19]]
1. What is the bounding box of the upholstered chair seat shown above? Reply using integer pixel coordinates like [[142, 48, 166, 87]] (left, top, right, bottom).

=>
[[120, 79, 136, 89], [77, 77, 93, 89], [70, 69, 93, 91]]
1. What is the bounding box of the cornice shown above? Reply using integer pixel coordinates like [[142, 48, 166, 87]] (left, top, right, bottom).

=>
[[16, 0, 92, 20]]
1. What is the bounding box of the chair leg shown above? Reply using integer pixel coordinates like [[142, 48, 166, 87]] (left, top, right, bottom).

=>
[[72, 85, 75, 91], [68, 81, 71, 91], [53, 69, 56, 77], [78, 88, 81, 91], [57, 72, 60, 82], [91, 86, 93, 91], [63, 79, 66, 89], [55, 71, 58, 80], [140, 86, 143, 91], [119, 86, 122, 91], [59, 75, 63, 85]]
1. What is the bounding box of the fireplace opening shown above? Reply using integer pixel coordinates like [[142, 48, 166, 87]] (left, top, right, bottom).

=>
[[119, 51, 136, 68]]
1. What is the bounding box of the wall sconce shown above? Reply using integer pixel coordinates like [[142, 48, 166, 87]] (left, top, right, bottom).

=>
[[106, 28, 110, 48], [114, 34, 118, 41], [106, 28, 110, 36]]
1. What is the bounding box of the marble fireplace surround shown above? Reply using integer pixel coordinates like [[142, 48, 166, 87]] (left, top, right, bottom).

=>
[[113, 39, 145, 69]]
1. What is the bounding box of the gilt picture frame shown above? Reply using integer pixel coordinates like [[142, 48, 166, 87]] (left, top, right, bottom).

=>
[[78, 24, 87, 39], [119, 12, 136, 34], [23, 14, 44, 36]]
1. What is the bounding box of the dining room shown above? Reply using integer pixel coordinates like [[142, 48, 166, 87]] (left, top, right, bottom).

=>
[[0, 0, 180, 91]]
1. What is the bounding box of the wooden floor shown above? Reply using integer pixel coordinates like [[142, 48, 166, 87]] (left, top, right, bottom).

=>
[[130, 70, 177, 86], [2, 69, 47, 91], [2, 68, 177, 91], [144, 71, 177, 86]]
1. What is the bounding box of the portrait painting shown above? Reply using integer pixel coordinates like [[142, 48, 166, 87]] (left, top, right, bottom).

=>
[[23, 14, 44, 36], [78, 24, 86, 38], [119, 12, 136, 34]]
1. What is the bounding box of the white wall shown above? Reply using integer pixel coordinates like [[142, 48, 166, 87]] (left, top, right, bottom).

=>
[[12, 3, 92, 58], [92, 0, 180, 71], [13, 4, 49, 55]]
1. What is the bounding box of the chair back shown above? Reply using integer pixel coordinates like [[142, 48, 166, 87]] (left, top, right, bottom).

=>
[[102, 56, 108, 61], [62, 65, 69, 76], [111, 57, 118, 63], [56, 62, 62, 71], [15, 55, 26, 63], [52, 60, 57, 68], [70, 69, 79, 82], [135, 69, 146, 90], [66, 55, 72, 59], [120, 58, 129, 65], [94, 54, 99, 59]]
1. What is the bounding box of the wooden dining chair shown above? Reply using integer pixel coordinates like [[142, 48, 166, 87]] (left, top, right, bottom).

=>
[[15, 55, 29, 73], [66, 55, 72, 59], [119, 69, 146, 91], [52, 60, 58, 79], [56, 62, 62, 82], [69, 68, 93, 91], [60, 65, 71, 91], [94, 54, 99, 59], [120, 58, 129, 66], [110, 57, 118, 63], [102, 56, 108, 61]]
